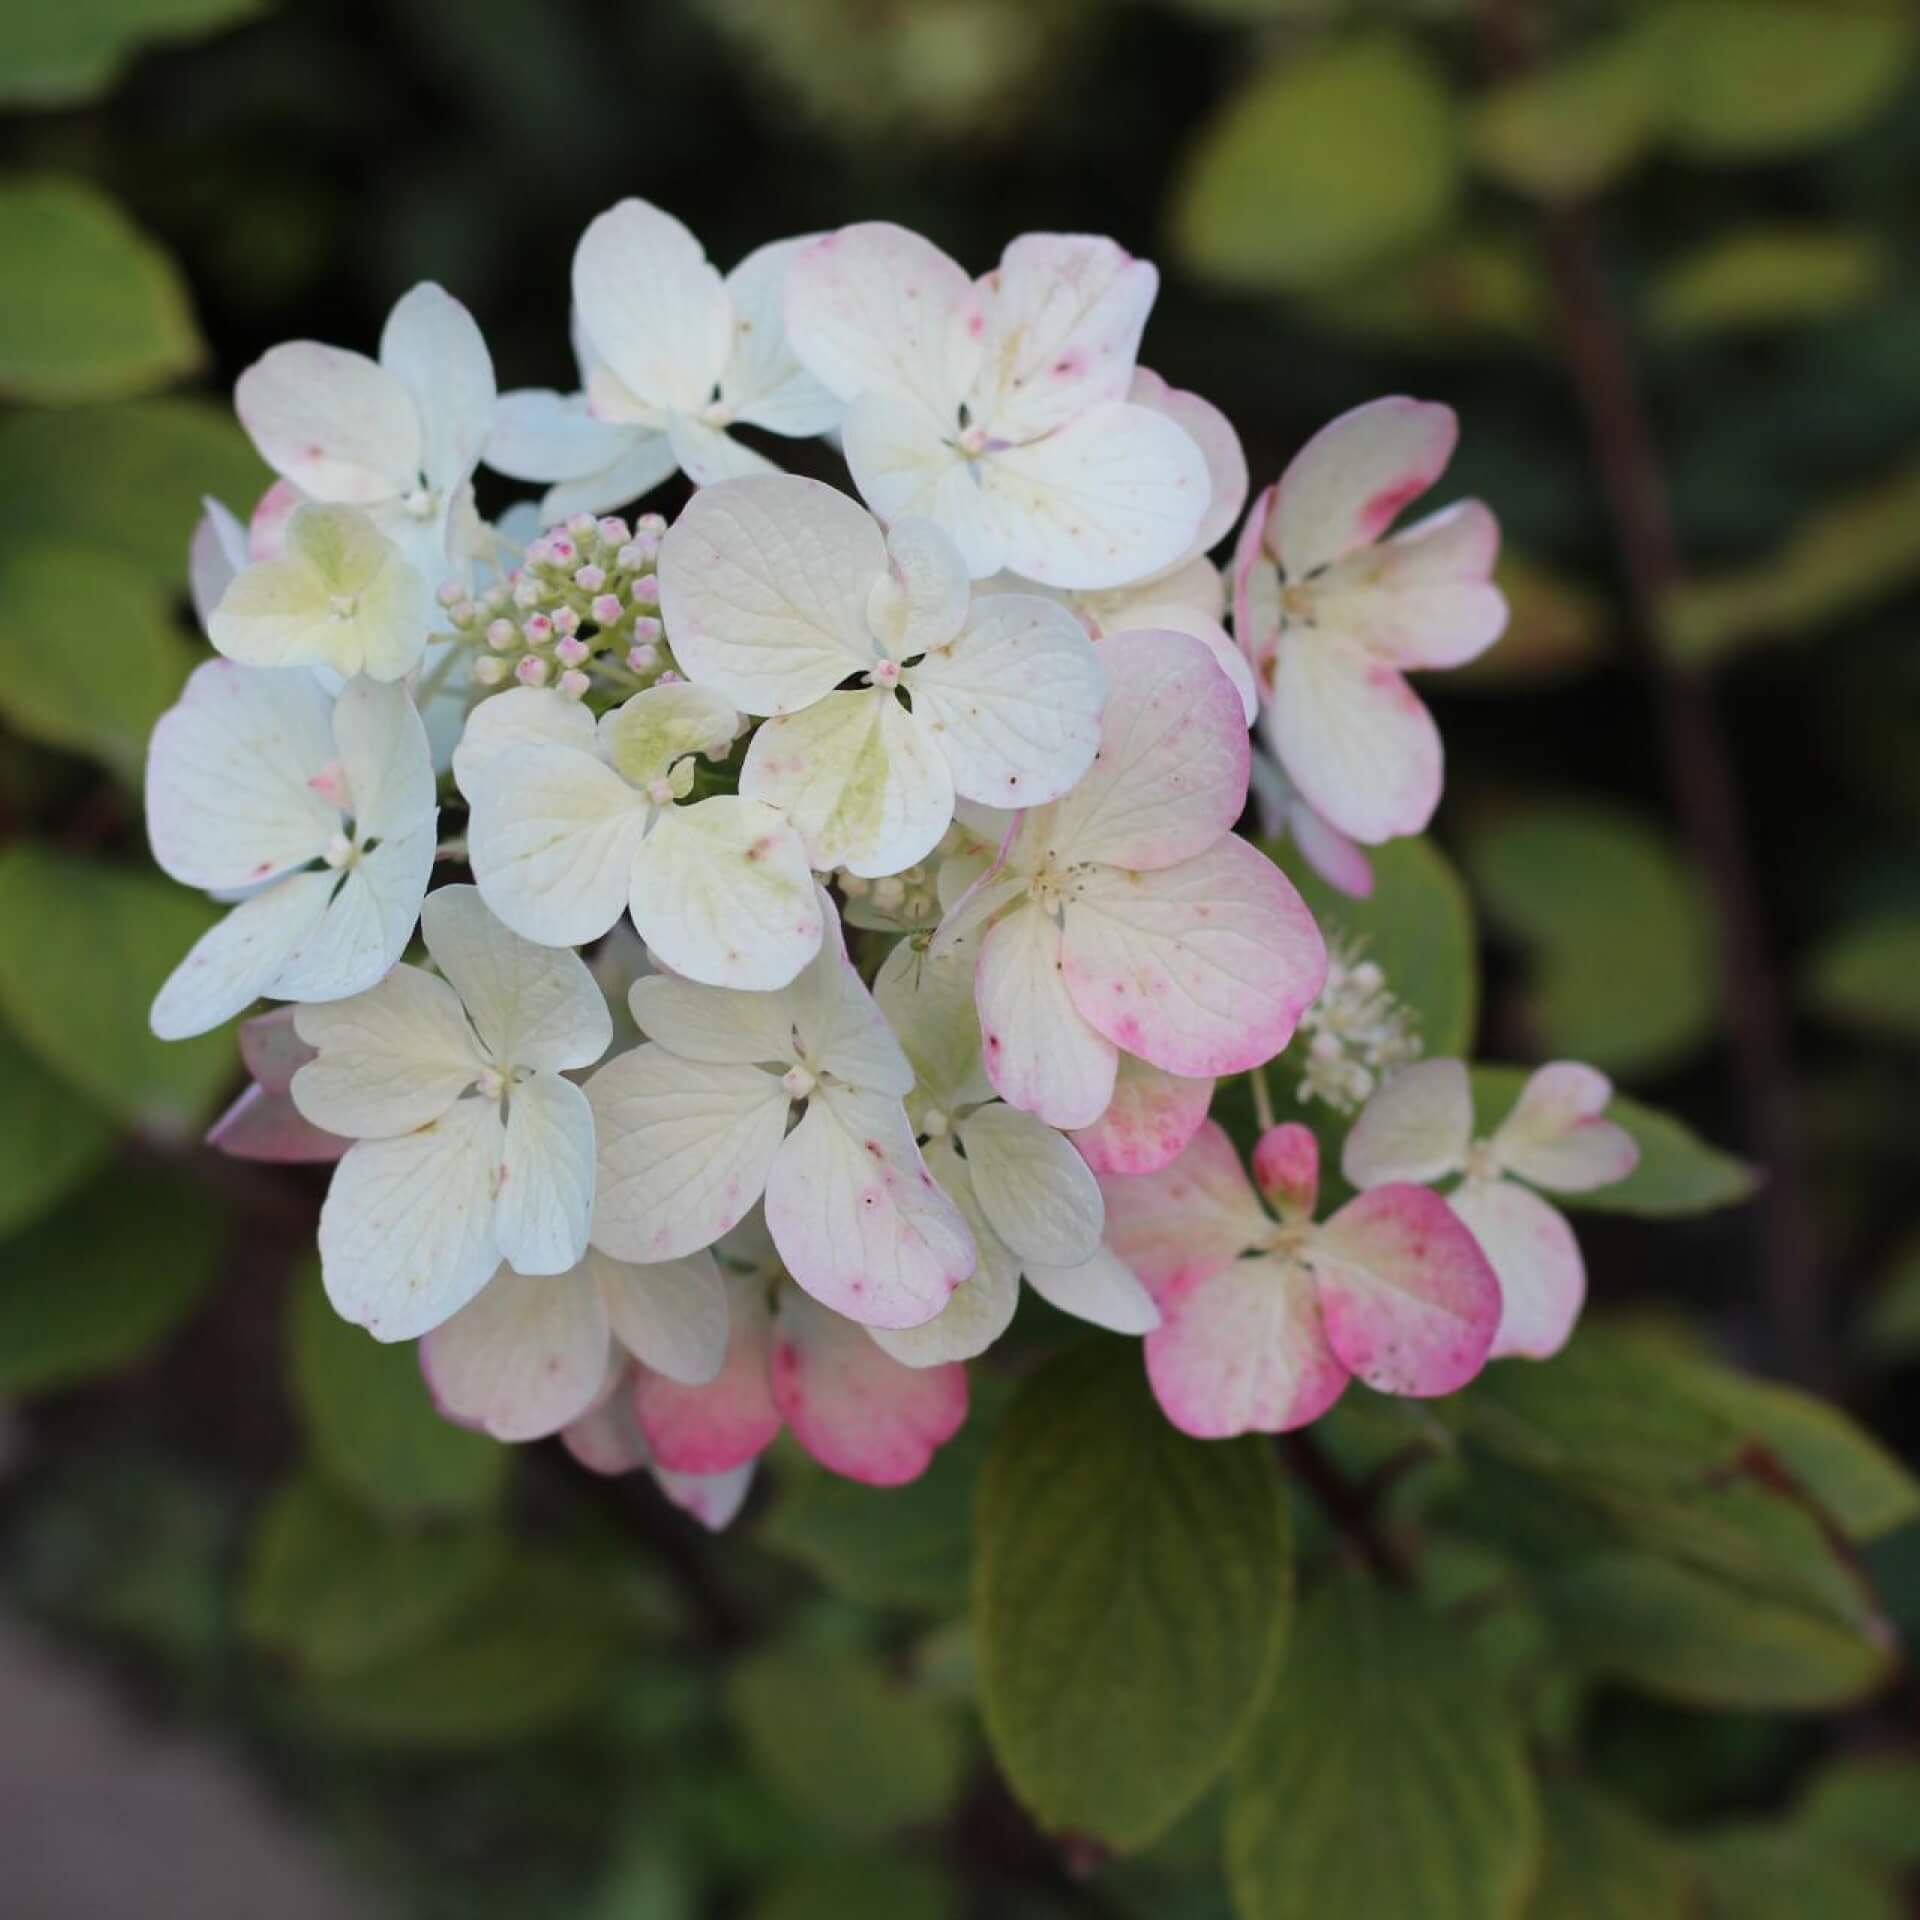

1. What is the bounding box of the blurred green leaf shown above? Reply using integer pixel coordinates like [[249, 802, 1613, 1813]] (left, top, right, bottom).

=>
[[1268, 833, 1479, 1057], [975, 1341, 1291, 1851], [1666, 456, 1920, 667], [727, 1644, 966, 1841], [1692, 1825, 1901, 1920], [0, 0, 268, 108], [0, 177, 202, 404], [1464, 802, 1719, 1074], [289, 1270, 509, 1521], [1305, 229, 1549, 350], [241, 1472, 507, 1679], [299, 1556, 618, 1747], [1797, 1754, 1920, 1873], [1542, 1550, 1892, 1710], [0, 1168, 218, 1393], [1525, 1779, 1694, 1920], [1172, 33, 1461, 294], [0, 1025, 114, 1238], [1659, 0, 1917, 160], [0, 543, 193, 784], [0, 398, 267, 588], [747, 1854, 957, 1920], [1470, 26, 1664, 202], [1649, 227, 1889, 339], [1226, 1571, 1539, 1920], [1856, 1231, 1920, 1365], [1805, 913, 1920, 1042], [1455, 551, 1612, 687], [1471, 1071, 1756, 1216], [0, 845, 234, 1140]]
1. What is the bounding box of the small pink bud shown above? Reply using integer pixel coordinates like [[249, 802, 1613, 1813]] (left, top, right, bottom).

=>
[[547, 536, 576, 565], [657, 669, 682, 686], [523, 613, 554, 645], [435, 579, 464, 608], [516, 654, 550, 688], [631, 573, 660, 608], [552, 605, 581, 637], [591, 593, 624, 626], [474, 655, 507, 686], [486, 618, 517, 651], [557, 669, 591, 700], [573, 564, 607, 593], [555, 636, 589, 668], [637, 513, 667, 538], [597, 516, 630, 548], [1253, 1123, 1319, 1221], [566, 512, 596, 540], [448, 600, 477, 630], [873, 658, 902, 689], [630, 615, 662, 644], [627, 642, 658, 673], [512, 577, 542, 609], [614, 543, 644, 571]]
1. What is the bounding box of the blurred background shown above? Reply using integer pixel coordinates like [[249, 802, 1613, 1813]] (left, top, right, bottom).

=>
[[2, 1, 1919, 1915]]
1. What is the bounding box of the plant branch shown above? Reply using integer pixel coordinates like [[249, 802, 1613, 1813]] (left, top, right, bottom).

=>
[[1283, 1431, 1414, 1587]]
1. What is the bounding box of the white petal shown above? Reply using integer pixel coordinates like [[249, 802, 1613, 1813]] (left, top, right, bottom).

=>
[[974, 900, 1117, 1130], [598, 681, 738, 787], [764, 1087, 973, 1329], [486, 387, 640, 482], [871, 1140, 1021, 1366], [379, 282, 495, 498], [1318, 498, 1506, 671], [908, 594, 1105, 808], [666, 411, 780, 486], [721, 236, 844, 436], [491, 1068, 594, 1275], [189, 499, 247, 631], [627, 973, 799, 1067], [587, 1044, 790, 1262], [421, 1266, 609, 1440], [318, 1099, 504, 1340], [656, 473, 883, 714], [841, 390, 1002, 576], [786, 904, 916, 1095], [1129, 369, 1248, 562], [957, 1101, 1103, 1268], [1450, 1178, 1585, 1362], [1271, 396, 1457, 579], [1037, 628, 1248, 871], [784, 222, 972, 417], [983, 400, 1210, 591], [235, 341, 420, 502], [1492, 1061, 1638, 1194], [1342, 1058, 1474, 1189], [1061, 836, 1326, 1079], [739, 687, 954, 878], [654, 1459, 757, 1531], [563, 1364, 654, 1474], [332, 674, 436, 840], [451, 685, 596, 799], [873, 930, 988, 1111], [1024, 1246, 1161, 1335], [421, 884, 613, 1072], [267, 820, 434, 1003], [150, 871, 336, 1041], [537, 431, 679, 522], [572, 199, 732, 414], [594, 1246, 729, 1386], [465, 743, 648, 947], [145, 659, 338, 890], [1097, 597, 1257, 724], [875, 516, 971, 657], [292, 963, 483, 1136], [629, 797, 823, 992]]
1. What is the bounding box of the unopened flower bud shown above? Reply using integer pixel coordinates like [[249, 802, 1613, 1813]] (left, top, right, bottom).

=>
[[435, 579, 464, 608], [592, 593, 624, 626], [597, 516, 630, 548], [574, 563, 607, 592], [552, 605, 581, 638], [555, 636, 589, 668], [486, 618, 517, 651], [566, 512, 596, 541], [523, 613, 554, 646], [630, 615, 662, 644], [873, 877, 906, 910], [627, 643, 658, 673], [474, 654, 507, 686], [448, 600, 477, 630], [516, 654, 550, 688], [513, 576, 543, 609], [558, 669, 591, 700], [631, 573, 660, 607]]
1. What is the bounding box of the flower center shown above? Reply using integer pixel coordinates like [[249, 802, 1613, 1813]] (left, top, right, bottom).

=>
[[328, 593, 359, 622], [401, 485, 438, 520], [781, 1063, 817, 1101], [872, 657, 903, 690], [1465, 1138, 1501, 1184], [922, 1106, 950, 1141]]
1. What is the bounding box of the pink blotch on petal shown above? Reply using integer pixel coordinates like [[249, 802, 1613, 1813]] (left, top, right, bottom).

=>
[[1070, 1059, 1215, 1176]]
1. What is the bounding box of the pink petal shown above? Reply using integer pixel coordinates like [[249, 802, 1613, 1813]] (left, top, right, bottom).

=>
[[1069, 1054, 1215, 1176], [1252, 1122, 1319, 1220], [1231, 482, 1280, 688], [770, 1285, 968, 1487], [633, 1270, 781, 1474], [1146, 1253, 1348, 1439], [1320, 499, 1508, 671], [248, 478, 301, 560], [1098, 1118, 1268, 1299], [1061, 833, 1327, 1078], [1450, 1178, 1585, 1361], [1270, 397, 1457, 579], [1493, 1061, 1640, 1194], [1311, 1183, 1500, 1397], [561, 1368, 653, 1475], [206, 1084, 348, 1163], [236, 1004, 316, 1095]]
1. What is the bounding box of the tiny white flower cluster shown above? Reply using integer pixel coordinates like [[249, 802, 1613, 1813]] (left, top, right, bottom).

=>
[[1295, 939, 1425, 1116], [147, 201, 1519, 1512]]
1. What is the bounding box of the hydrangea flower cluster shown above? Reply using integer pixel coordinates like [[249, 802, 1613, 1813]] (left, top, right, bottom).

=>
[[146, 201, 1638, 1524]]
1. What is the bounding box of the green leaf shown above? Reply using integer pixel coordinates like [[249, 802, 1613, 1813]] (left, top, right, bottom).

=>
[[975, 1342, 1291, 1851], [1541, 1551, 1892, 1710], [1650, 227, 1888, 339], [0, 1025, 113, 1238], [0, 177, 202, 404], [0, 845, 234, 1141], [1797, 1754, 1920, 1874], [1526, 1780, 1694, 1920], [1226, 1571, 1540, 1920], [748, 1855, 957, 1920], [1856, 1232, 1920, 1365], [1471, 1070, 1756, 1217], [289, 1270, 508, 1521], [1470, 27, 1665, 202], [1692, 1825, 1901, 1920], [0, 1169, 218, 1393], [0, 0, 268, 108], [727, 1645, 967, 1841], [1268, 833, 1479, 1058], [1805, 914, 1920, 1043], [0, 543, 193, 783], [1172, 33, 1461, 294], [240, 1473, 507, 1680], [299, 1556, 618, 1747], [0, 398, 268, 589], [1303, 229, 1549, 352], [1659, 0, 1917, 159], [1464, 802, 1718, 1075]]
